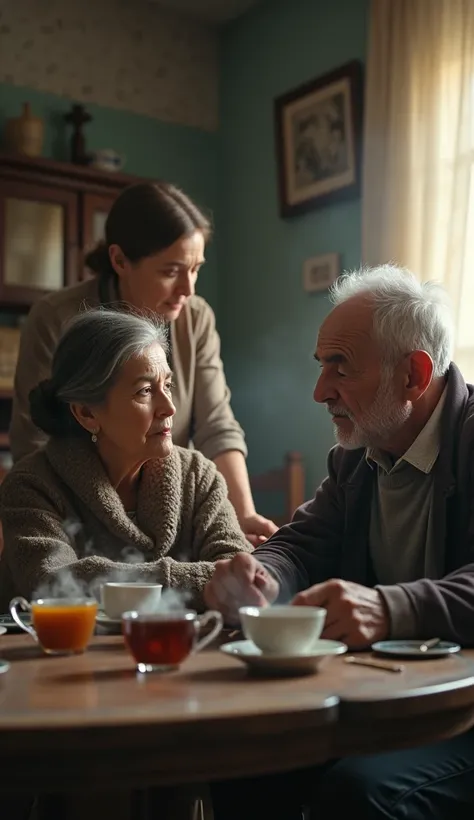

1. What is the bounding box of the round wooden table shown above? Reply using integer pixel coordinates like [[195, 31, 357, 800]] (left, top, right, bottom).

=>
[[1, 634, 474, 793]]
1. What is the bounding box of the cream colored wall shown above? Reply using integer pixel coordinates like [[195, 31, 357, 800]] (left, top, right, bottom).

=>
[[0, 0, 218, 131]]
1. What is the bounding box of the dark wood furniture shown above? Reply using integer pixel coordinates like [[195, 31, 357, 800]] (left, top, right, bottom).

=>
[[250, 451, 305, 525], [0, 154, 147, 451], [1, 634, 474, 800], [0, 153, 143, 308]]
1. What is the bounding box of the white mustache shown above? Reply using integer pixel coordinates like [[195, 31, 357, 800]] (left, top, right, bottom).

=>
[[327, 406, 351, 418]]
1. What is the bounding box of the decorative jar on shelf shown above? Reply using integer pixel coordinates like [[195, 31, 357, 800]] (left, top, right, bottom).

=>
[[4, 103, 44, 157]]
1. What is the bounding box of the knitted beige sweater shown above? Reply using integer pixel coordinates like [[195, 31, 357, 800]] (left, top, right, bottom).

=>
[[0, 438, 252, 611]]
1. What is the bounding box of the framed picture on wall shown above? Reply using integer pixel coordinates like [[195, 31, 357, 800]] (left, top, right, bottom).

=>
[[303, 253, 340, 293], [274, 61, 363, 218]]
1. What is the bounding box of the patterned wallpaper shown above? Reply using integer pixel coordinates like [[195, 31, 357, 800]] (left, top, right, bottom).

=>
[[0, 0, 218, 131]]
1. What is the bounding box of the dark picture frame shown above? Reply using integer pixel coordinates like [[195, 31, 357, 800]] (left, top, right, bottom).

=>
[[274, 61, 363, 218]]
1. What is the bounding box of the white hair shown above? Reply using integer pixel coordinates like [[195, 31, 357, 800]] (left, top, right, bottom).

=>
[[329, 264, 454, 378]]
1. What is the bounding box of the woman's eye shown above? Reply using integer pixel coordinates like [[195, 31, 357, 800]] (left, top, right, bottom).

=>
[[165, 381, 174, 393], [137, 387, 152, 397], [160, 269, 178, 278], [337, 371, 347, 377]]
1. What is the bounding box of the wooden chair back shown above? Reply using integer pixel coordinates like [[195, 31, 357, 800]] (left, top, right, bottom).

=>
[[250, 451, 305, 527]]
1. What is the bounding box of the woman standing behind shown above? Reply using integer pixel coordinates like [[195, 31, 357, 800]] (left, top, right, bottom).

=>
[[10, 182, 277, 545]]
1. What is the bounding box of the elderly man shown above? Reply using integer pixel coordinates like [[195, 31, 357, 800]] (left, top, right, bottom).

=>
[[205, 265, 474, 820]]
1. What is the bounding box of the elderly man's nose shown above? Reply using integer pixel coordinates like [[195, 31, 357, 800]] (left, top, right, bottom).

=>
[[314, 371, 337, 404]]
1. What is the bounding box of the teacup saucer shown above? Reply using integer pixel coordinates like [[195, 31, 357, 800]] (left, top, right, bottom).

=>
[[220, 639, 347, 676], [0, 614, 30, 633], [372, 640, 461, 659], [96, 611, 123, 631]]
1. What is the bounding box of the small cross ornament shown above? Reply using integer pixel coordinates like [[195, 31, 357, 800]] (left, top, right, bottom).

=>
[[64, 103, 92, 164]]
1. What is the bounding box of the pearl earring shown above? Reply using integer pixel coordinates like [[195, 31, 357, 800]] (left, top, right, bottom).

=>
[[91, 430, 98, 443]]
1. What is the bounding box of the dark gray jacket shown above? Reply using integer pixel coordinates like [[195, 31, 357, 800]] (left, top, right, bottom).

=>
[[255, 363, 474, 643]]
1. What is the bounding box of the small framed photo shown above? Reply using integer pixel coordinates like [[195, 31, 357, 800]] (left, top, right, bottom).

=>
[[303, 253, 340, 294], [275, 61, 363, 218]]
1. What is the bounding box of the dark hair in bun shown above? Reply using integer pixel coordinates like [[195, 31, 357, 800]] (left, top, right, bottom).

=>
[[83, 241, 115, 279], [29, 379, 80, 437], [28, 308, 169, 439]]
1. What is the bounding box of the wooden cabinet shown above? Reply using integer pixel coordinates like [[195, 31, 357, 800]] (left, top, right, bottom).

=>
[[0, 153, 143, 307], [82, 192, 117, 252], [80, 191, 118, 281], [0, 154, 145, 452], [0, 178, 78, 305]]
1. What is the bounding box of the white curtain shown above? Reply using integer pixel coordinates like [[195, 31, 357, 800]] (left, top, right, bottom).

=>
[[362, 0, 474, 380]]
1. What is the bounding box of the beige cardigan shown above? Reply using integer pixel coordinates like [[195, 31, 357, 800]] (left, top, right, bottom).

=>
[[0, 438, 252, 611], [10, 276, 247, 463]]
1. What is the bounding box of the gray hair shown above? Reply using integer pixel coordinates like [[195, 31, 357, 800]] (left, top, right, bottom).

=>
[[30, 308, 169, 437], [329, 264, 454, 377]]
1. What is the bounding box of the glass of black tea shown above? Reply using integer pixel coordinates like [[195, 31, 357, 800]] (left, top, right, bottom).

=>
[[122, 609, 223, 673]]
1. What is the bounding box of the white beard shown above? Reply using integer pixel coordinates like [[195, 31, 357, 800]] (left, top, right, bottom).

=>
[[331, 370, 412, 450]]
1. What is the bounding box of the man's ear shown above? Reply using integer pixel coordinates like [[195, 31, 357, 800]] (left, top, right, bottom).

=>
[[404, 350, 433, 399]]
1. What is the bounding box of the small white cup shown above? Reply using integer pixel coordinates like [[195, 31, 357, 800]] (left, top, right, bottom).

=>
[[239, 605, 326, 655], [101, 582, 162, 620]]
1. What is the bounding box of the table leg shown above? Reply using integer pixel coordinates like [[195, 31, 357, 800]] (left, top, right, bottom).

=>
[[37, 794, 67, 820], [131, 790, 150, 820]]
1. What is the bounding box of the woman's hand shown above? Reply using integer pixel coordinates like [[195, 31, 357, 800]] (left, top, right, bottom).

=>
[[240, 512, 278, 547]]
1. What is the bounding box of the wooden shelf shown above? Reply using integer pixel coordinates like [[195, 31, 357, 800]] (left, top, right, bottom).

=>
[[0, 152, 144, 194], [0, 389, 13, 400]]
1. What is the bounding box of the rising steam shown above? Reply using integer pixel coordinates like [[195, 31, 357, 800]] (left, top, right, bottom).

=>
[[32, 518, 193, 612]]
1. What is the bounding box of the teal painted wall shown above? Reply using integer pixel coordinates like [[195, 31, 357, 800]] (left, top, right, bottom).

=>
[[219, 0, 369, 501], [1, 0, 369, 499], [0, 83, 219, 309]]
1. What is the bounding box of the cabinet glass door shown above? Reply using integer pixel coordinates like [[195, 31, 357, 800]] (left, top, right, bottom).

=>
[[0, 180, 78, 305], [81, 192, 118, 280]]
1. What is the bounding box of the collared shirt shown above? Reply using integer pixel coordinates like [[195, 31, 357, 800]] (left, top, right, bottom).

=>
[[367, 388, 447, 587]]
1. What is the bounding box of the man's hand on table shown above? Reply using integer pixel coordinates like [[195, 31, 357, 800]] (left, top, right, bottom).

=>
[[293, 579, 390, 649], [204, 553, 279, 625]]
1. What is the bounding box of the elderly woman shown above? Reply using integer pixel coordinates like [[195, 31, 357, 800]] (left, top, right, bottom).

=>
[[0, 309, 252, 611], [10, 181, 277, 546]]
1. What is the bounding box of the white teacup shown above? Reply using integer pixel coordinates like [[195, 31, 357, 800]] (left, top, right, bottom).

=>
[[101, 582, 162, 620], [239, 605, 326, 655]]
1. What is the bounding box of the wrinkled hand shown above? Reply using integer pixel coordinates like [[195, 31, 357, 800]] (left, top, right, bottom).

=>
[[293, 579, 389, 650], [240, 513, 278, 547], [204, 553, 279, 624]]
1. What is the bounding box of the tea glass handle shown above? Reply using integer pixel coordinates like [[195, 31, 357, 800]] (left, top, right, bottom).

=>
[[195, 610, 223, 652], [9, 597, 37, 642]]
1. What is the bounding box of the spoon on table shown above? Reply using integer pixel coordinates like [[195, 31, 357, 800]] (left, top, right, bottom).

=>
[[419, 637, 441, 653], [345, 656, 405, 673]]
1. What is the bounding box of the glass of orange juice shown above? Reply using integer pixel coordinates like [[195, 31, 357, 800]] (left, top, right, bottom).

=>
[[9, 596, 97, 655]]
